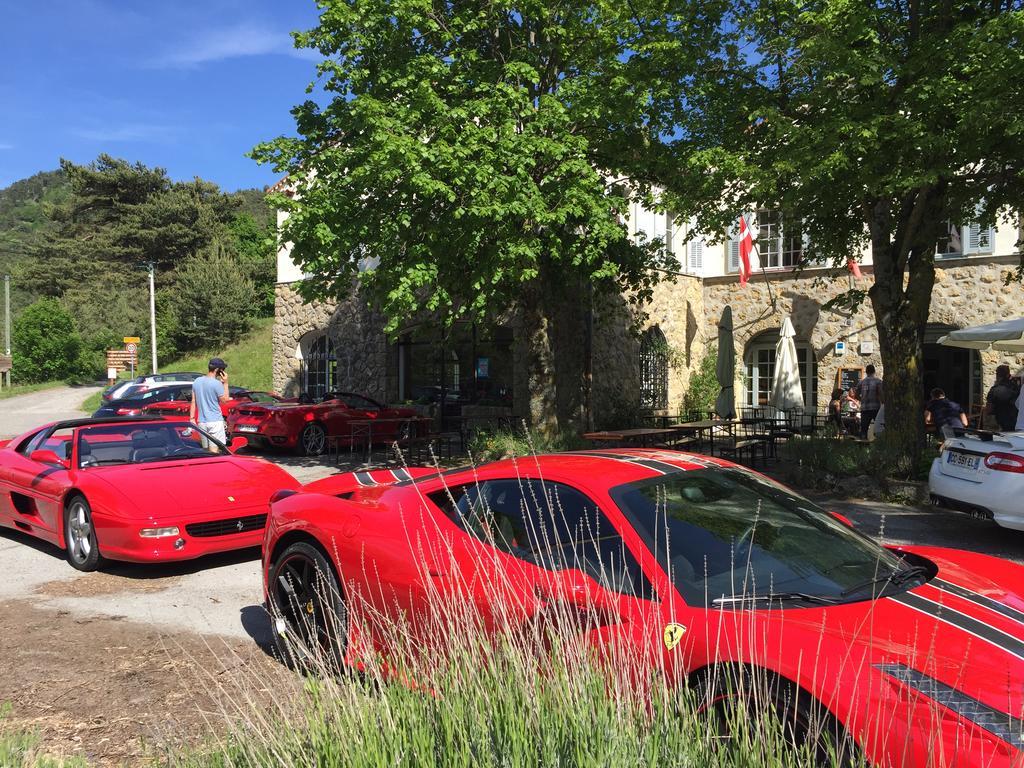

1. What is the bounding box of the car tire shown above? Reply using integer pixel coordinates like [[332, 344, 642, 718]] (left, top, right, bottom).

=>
[[64, 495, 103, 572], [268, 541, 347, 672], [299, 423, 328, 456], [693, 666, 857, 767]]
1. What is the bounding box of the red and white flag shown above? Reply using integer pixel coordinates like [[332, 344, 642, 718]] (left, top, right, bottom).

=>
[[846, 258, 863, 279], [738, 215, 759, 285]]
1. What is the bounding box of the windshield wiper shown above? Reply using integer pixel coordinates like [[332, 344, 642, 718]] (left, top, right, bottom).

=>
[[840, 565, 929, 598], [712, 592, 839, 607]]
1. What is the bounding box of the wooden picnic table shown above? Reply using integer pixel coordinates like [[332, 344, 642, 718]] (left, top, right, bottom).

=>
[[583, 427, 681, 448], [669, 419, 740, 456]]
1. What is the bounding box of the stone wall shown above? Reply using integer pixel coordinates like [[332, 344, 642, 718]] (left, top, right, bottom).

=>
[[702, 255, 1024, 411], [273, 282, 391, 401]]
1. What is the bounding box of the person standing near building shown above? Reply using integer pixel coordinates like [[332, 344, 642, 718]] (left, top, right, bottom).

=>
[[985, 364, 1020, 432], [854, 364, 883, 439], [190, 357, 230, 452]]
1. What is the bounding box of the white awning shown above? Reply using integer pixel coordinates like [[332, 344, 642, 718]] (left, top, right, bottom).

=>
[[937, 318, 1024, 352]]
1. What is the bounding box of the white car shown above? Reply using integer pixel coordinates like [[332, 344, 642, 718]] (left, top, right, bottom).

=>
[[101, 372, 204, 403], [929, 429, 1024, 530]]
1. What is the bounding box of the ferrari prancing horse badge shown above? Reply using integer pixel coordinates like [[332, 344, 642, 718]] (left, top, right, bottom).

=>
[[663, 623, 686, 650]]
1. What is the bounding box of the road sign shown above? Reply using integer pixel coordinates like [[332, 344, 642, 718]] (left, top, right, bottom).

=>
[[106, 349, 137, 372], [0, 355, 10, 373], [123, 336, 141, 344], [126, 342, 139, 354]]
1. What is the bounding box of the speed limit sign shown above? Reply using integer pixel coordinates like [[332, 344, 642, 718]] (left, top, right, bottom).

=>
[[126, 342, 139, 354]]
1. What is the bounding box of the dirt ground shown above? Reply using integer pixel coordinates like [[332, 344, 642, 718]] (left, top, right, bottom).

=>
[[0, 600, 297, 767]]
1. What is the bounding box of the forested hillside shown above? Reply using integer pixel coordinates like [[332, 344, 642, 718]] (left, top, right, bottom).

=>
[[0, 156, 276, 383]]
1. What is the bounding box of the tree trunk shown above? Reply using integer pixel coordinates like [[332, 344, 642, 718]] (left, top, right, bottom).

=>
[[867, 192, 942, 471], [517, 259, 588, 437]]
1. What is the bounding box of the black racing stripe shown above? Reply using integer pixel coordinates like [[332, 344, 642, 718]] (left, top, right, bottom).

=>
[[391, 468, 413, 482], [354, 472, 377, 487], [891, 591, 1024, 661], [562, 451, 678, 475], [932, 579, 1024, 627]]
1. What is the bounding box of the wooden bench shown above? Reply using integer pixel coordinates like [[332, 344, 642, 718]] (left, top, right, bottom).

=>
[[716, 437, 768, 467]]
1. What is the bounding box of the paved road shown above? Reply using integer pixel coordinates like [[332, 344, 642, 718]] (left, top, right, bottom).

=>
[[0, 384, 102, 439]]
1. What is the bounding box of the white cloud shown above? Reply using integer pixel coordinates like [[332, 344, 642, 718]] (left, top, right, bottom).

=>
[[72, 123, 178, 143], [151, 22, 315, 69]]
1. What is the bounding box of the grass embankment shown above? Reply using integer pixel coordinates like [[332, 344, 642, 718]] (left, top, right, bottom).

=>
[[0, 708, 85, 767], [0, 381, 63, 400], [79, 318, 273, 413]]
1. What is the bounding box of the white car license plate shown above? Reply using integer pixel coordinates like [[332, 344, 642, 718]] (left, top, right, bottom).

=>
[[946, 450, 980, 471], [238, 425, 259, 433]]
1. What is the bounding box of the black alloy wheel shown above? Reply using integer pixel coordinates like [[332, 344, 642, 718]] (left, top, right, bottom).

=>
[[268, 541, 347, 671]]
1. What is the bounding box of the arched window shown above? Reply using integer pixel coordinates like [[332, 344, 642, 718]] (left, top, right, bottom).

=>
[[744, 330, 817, 408], [639, 326, 669, 410], [304, 333, 337, 400]]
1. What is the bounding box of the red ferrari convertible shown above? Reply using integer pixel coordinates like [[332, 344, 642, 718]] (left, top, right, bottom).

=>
[[264, 449, 1024, 766], [0, 417, 300, 570], [228, 391, 420, 455]]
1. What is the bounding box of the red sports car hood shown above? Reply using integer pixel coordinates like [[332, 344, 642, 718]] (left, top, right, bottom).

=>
[[717, 545, 1024, 750], [90, 458, 297, 515]]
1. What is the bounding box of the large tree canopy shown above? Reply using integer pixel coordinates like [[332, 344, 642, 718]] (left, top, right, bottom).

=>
[[666, 0, 1024, 460], [253, 0, 727, 428]]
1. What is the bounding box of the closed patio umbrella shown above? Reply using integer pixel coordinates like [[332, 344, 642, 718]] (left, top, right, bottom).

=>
[[715, 306, 735, 419], [937, 318, 1024, 352], [770, 316, 804, 413]]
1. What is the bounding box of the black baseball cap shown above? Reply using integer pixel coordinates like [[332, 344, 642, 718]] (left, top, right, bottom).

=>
[[209, 357, 227, 370]]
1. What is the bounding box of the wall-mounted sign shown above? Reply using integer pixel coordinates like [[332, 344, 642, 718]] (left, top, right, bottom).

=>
[[860, 341, 874, 355], [836, 366, 864, 393], [476, 357, 490, 379], [834, 341, 846, 356]]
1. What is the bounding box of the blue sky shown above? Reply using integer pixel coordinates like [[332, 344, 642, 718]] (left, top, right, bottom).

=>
[[0, 0, 323, 191]]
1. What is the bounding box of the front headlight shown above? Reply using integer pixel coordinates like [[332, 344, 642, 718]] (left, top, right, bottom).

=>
[[139, 526, 180, 538]]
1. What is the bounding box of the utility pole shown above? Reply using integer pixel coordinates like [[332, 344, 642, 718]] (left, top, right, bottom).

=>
[[148, 263, 158, 373], [2, 274, 9, 389]]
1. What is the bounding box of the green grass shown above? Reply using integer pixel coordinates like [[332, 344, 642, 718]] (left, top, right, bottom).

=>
[[79, 318, 273, 413], [0, 380, 63, 400], [0, 706, 87, 767]]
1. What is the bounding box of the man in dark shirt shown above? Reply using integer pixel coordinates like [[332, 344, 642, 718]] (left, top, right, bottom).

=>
[[925, 388, 968, 436], [985, 364, 1020, 432]]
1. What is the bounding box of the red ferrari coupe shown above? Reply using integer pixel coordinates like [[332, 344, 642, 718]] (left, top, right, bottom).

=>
[[0, 417, 300, 570], [228, 391, 420, 455], [143, 388, 289, 421], [264, 449, 1024, 766]]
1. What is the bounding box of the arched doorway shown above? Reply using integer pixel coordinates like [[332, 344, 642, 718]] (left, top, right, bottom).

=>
[[744, 329, 818, 409], [923, 324, 981, 412], [301, 331, 337, 400], [639, 326, 669, 410]]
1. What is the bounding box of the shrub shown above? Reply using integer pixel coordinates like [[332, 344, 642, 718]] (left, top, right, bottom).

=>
[[10, 298, 82, 383], [467, 424, 586, 462], [682, 348, 718, 415]]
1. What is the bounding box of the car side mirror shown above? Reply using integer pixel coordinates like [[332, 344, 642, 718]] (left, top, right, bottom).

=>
[[228, 436, 248, 454], [30, 449, 69, 469]]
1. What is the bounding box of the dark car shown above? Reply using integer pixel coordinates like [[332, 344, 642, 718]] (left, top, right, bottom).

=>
[[100, 372, 206, 403], [93, 383, 195, 417]]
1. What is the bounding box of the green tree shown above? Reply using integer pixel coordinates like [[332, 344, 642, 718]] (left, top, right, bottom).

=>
[[173, 241, 257, 351], [252, 0, 719, 432], [229, 212, 276, 316], [11, 298, 82, 383], [664, 0, 1024, 465]]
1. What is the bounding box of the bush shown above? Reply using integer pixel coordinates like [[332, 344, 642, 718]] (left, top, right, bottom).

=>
[[682, 348, 718, 415], [467, 424, 586, 462], [782, 434, 934, 485], [173, 241, 257, 352], [10, 298, 82, 383]]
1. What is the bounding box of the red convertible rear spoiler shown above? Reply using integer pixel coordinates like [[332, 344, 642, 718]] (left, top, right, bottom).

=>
[[303, 467, 437, 497]]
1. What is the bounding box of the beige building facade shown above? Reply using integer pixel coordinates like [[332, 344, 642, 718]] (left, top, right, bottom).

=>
[[272, 196, 1024, 423]]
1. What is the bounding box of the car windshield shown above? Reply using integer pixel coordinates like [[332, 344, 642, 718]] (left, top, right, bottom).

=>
[[77, 423, 223, 467], [610, 469, 913, 607]]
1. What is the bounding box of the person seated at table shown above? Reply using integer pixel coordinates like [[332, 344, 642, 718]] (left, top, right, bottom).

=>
[[827, 388, 843, 433], [840, 388, 860, 435], [925, 388, 968, 438]]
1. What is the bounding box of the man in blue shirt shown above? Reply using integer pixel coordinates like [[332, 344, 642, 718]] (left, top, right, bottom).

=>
[[189, 357, 230, 451], [924, 388, 968, 437]]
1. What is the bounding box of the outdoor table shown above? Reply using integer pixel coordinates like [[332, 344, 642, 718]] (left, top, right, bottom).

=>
[[669, 419, 740, 456], [582, 427, 680, 448], [347, 416, 433, 464]]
